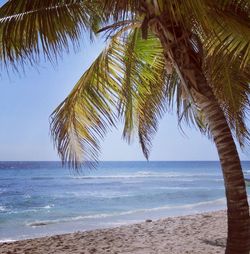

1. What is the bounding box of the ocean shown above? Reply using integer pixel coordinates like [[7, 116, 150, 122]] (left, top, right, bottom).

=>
[[0, 161, 250, 242]]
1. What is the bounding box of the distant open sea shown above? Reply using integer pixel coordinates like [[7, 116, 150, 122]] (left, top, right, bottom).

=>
[[0, 161, 250, 242]]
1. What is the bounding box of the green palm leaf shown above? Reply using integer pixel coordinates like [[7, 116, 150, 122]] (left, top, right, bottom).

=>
[[117, 28, 168, 157], [205, 54, 250, 146], [205, 1, 250, 69], [0, 0, 103, 66], [51, 27, 174, 167], [1, 0, 249, 167], [50, 44, 119, 169]]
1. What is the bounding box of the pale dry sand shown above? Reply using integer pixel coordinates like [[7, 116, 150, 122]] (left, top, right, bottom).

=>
[[0, 210, 227, 254]]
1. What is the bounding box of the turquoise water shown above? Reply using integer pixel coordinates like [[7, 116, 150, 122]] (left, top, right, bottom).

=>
[[0, 161, 250, 242]]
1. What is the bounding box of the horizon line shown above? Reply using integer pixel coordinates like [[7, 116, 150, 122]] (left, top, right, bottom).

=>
[[0, 160, 249, 162]]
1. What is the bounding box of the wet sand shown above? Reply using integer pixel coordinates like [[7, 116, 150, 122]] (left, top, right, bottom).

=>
[[0, 210, 227, 254]]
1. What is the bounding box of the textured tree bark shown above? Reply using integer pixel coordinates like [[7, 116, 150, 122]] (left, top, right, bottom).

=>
[[190, 80, 250, 254], [151, 18, 250, 254]]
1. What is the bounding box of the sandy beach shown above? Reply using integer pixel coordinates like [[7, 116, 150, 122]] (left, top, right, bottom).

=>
[[0, 210, 227, 254]]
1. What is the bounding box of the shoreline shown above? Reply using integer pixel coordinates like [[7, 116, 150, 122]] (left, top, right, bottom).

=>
[[0, 210, 227, 254], [0, 199, 226, 244]]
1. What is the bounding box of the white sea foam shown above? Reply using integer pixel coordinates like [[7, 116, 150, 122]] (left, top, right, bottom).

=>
[[65, 191, 133, 199], [42, 205, 54, 209], [7, 209, 39, 214], [137, 171, 153, 175], [0, 206, 6, 212], [0, 239, 15, 243], [154, 186, 223, 190], [7, 205, 54, 215], [26, 198, 226, 227], [116, 198, 226, 215], [26, 212, 132, 227], [71, 172, 219, 180]]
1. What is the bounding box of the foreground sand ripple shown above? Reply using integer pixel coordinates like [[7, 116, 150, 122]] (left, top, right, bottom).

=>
[[0, 210, 227, 254]]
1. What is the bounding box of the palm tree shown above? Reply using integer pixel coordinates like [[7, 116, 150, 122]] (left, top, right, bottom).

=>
[[0, 1, 249, 253]]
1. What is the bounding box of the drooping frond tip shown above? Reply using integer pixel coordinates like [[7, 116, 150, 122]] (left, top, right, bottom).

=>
[[50, 52, 118, 169], [50, 26, 171, 168]]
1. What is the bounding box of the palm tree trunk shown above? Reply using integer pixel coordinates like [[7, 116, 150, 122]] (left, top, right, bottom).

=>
[[189, 80, 250, 254], [152, 19, 250, 254]]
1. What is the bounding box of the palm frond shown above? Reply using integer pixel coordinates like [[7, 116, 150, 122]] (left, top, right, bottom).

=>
[[0, 0, 103, 66], [49, 24, 136, 168], [50, 46, 119, 169], [102, 0, 140, 21], [51, 25, 175, 167], [2, 0, 249, 167], [205, 1, 250, 69], [150, 1, 250, 70], [137, 73, 173, 159], [114, 29, 168, 158], [205, 53, 250, 147], [115, 27, 206, 158], [163, 69, 208, 135]]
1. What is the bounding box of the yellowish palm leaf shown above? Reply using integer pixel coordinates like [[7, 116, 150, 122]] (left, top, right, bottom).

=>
[[50, 27, 170, 167]]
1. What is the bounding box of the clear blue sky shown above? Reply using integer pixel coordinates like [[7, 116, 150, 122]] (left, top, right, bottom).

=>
[[0, 36, 249, 161]]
